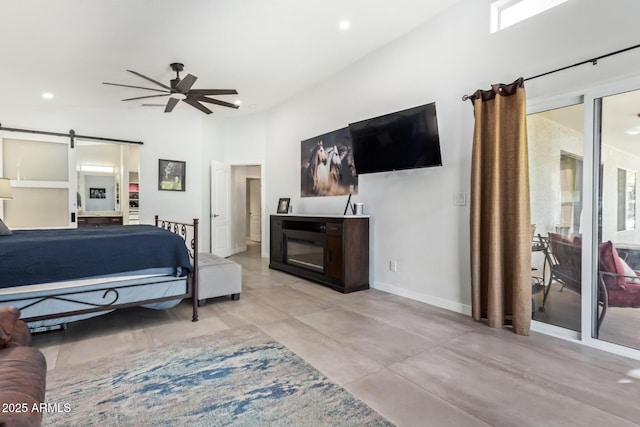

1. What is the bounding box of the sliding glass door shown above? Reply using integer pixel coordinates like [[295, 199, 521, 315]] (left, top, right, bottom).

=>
[[528, 101, 584, 333], [530, 77, 640, 356], [589, 84, 640, 351]]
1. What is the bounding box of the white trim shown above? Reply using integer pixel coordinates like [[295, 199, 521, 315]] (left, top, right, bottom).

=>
[[372, 281, 472, 316], [531, 319, 580, 341], [10, 180, 69, 189]]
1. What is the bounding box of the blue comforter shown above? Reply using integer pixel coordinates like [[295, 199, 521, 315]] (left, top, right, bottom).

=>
[[0, 225, 192, 289]]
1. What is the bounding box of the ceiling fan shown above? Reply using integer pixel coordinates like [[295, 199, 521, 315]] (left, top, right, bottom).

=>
[[103, 63, 239, 114]]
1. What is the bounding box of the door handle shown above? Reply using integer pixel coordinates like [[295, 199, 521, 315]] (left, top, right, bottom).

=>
[[212, 214, 220, 218]]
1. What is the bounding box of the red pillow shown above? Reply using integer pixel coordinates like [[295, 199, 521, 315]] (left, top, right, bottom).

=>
[[599, 241, 626, 288]]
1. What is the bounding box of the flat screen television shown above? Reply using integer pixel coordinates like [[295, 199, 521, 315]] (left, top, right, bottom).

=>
[[348, 102, 442, 174]]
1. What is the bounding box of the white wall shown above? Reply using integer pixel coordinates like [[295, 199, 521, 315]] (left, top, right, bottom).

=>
[[217, 113, 268, 255], [3, 0, 640, 313], [258, 0, 640, 312], [0, 106, 209, 249]]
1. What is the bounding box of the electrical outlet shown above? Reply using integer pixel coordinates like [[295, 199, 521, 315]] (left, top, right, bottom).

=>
[[389, 260, 398, 272], [454, 192, 467, 206]]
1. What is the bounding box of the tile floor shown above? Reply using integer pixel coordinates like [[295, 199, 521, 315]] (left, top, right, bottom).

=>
[[32, 243, 640, 426]]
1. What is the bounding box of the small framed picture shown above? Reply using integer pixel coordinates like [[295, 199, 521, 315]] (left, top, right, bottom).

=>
[[277, 198, 290, 214], [89, 188, 106, 199], [158, 159, 186, 191]]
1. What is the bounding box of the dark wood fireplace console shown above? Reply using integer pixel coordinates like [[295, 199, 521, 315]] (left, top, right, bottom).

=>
[[269, 214, 369, 293]]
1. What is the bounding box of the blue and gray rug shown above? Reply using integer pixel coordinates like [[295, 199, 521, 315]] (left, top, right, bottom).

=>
[[44, 325, 393, 426]]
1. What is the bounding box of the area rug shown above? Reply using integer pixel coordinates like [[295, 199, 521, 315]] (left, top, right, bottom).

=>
[[44, 326, 393, 426]]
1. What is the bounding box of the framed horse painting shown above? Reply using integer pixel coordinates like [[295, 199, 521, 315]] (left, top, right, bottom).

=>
[[300, 127, 358, 197]]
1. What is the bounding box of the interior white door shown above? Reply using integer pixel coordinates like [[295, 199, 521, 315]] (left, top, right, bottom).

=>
[[211, 160, 232, 257], [248, 178, 261, 242]]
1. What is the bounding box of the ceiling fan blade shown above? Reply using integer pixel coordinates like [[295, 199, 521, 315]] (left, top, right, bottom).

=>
[[188, 89, 238, 96], [183, 97, 213, 114], [122, 94, 171, 101], [175, 74, 197, 93], [126, 69, 172, 91], [196, 96, 240, 109], [165, 97, 180, 113], [102, 82, 170, 93]]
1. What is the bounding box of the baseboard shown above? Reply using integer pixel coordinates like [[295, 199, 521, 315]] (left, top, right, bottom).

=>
[[229, 245, 247, 256], [372, 281, 472, 316]]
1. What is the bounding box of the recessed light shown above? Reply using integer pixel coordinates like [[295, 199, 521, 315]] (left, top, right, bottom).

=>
[[234, 99, 242, 106], [41, 92, 54, 100], [625, 125, 640, 136], [80, 165, 114, 173], [339, 20, 351, 30]]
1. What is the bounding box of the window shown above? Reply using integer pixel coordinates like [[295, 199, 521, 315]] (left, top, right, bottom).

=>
[[617, 168, 636, 231], [560, 151, 583, 235], [491, 0, 569, 33]]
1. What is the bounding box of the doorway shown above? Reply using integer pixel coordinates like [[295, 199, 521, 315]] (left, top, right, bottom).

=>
[[211, 162, 263, 257], [247, 177, 261, 242]]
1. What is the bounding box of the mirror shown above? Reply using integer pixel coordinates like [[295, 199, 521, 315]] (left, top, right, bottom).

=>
[[76, 142, 139, 221], [78, 172, 118, 212]]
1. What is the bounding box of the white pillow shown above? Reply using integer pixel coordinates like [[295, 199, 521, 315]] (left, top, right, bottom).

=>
[[619, 257, 640, 284], [0, 218, 12, 236]]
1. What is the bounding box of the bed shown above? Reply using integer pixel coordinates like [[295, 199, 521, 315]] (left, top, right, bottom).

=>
[[0, 216, 199, 330]]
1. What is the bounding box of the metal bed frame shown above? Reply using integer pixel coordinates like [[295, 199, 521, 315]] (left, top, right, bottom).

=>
[[5, 216, 199, 324]]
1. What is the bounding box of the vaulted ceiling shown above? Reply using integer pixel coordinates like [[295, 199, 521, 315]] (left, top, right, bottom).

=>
[[1, 0, 460, 115]]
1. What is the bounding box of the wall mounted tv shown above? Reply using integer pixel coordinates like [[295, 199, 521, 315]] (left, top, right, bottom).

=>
[[348, 102, 442, 174]]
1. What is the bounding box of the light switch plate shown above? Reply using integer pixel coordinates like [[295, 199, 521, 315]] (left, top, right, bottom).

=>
[[454, 192, 467, 206]]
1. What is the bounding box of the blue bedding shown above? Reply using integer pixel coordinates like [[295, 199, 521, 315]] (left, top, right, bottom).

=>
[[0, 225, 192, 289]]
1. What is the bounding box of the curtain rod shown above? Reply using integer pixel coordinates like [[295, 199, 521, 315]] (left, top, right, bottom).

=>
[[461, 42, 640, 101], [0, 123, 144, 147]]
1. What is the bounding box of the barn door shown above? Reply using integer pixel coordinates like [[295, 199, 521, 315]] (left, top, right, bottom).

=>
[[0, 133, 76, 229]]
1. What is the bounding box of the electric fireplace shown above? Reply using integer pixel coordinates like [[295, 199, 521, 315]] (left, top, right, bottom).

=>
[[269, 215, 370, 293]]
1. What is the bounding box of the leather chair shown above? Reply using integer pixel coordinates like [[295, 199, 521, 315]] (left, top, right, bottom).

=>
[[0, 306, 47, 427]]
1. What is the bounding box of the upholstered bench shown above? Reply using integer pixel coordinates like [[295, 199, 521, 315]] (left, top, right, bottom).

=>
[[197, 253, 242, 306]]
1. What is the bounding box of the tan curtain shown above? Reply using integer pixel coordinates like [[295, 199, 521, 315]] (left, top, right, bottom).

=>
[[469, 77, 531, 335]]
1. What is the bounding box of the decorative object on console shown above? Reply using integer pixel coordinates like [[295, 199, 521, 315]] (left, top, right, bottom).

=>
[[343, 194, 364, 216], [158, 159, 186, 191], [277, 198, 290, 214], [300, 127, 357, 197]]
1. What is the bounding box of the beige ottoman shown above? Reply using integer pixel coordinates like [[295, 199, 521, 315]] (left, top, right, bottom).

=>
[[197, 253, 242, 306]]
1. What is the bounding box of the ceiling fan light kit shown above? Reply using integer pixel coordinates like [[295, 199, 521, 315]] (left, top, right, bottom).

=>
[[103, 62, 239, 114]]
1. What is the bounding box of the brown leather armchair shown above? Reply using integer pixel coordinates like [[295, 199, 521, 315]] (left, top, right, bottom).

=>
[[0, 306, 47, 427]]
